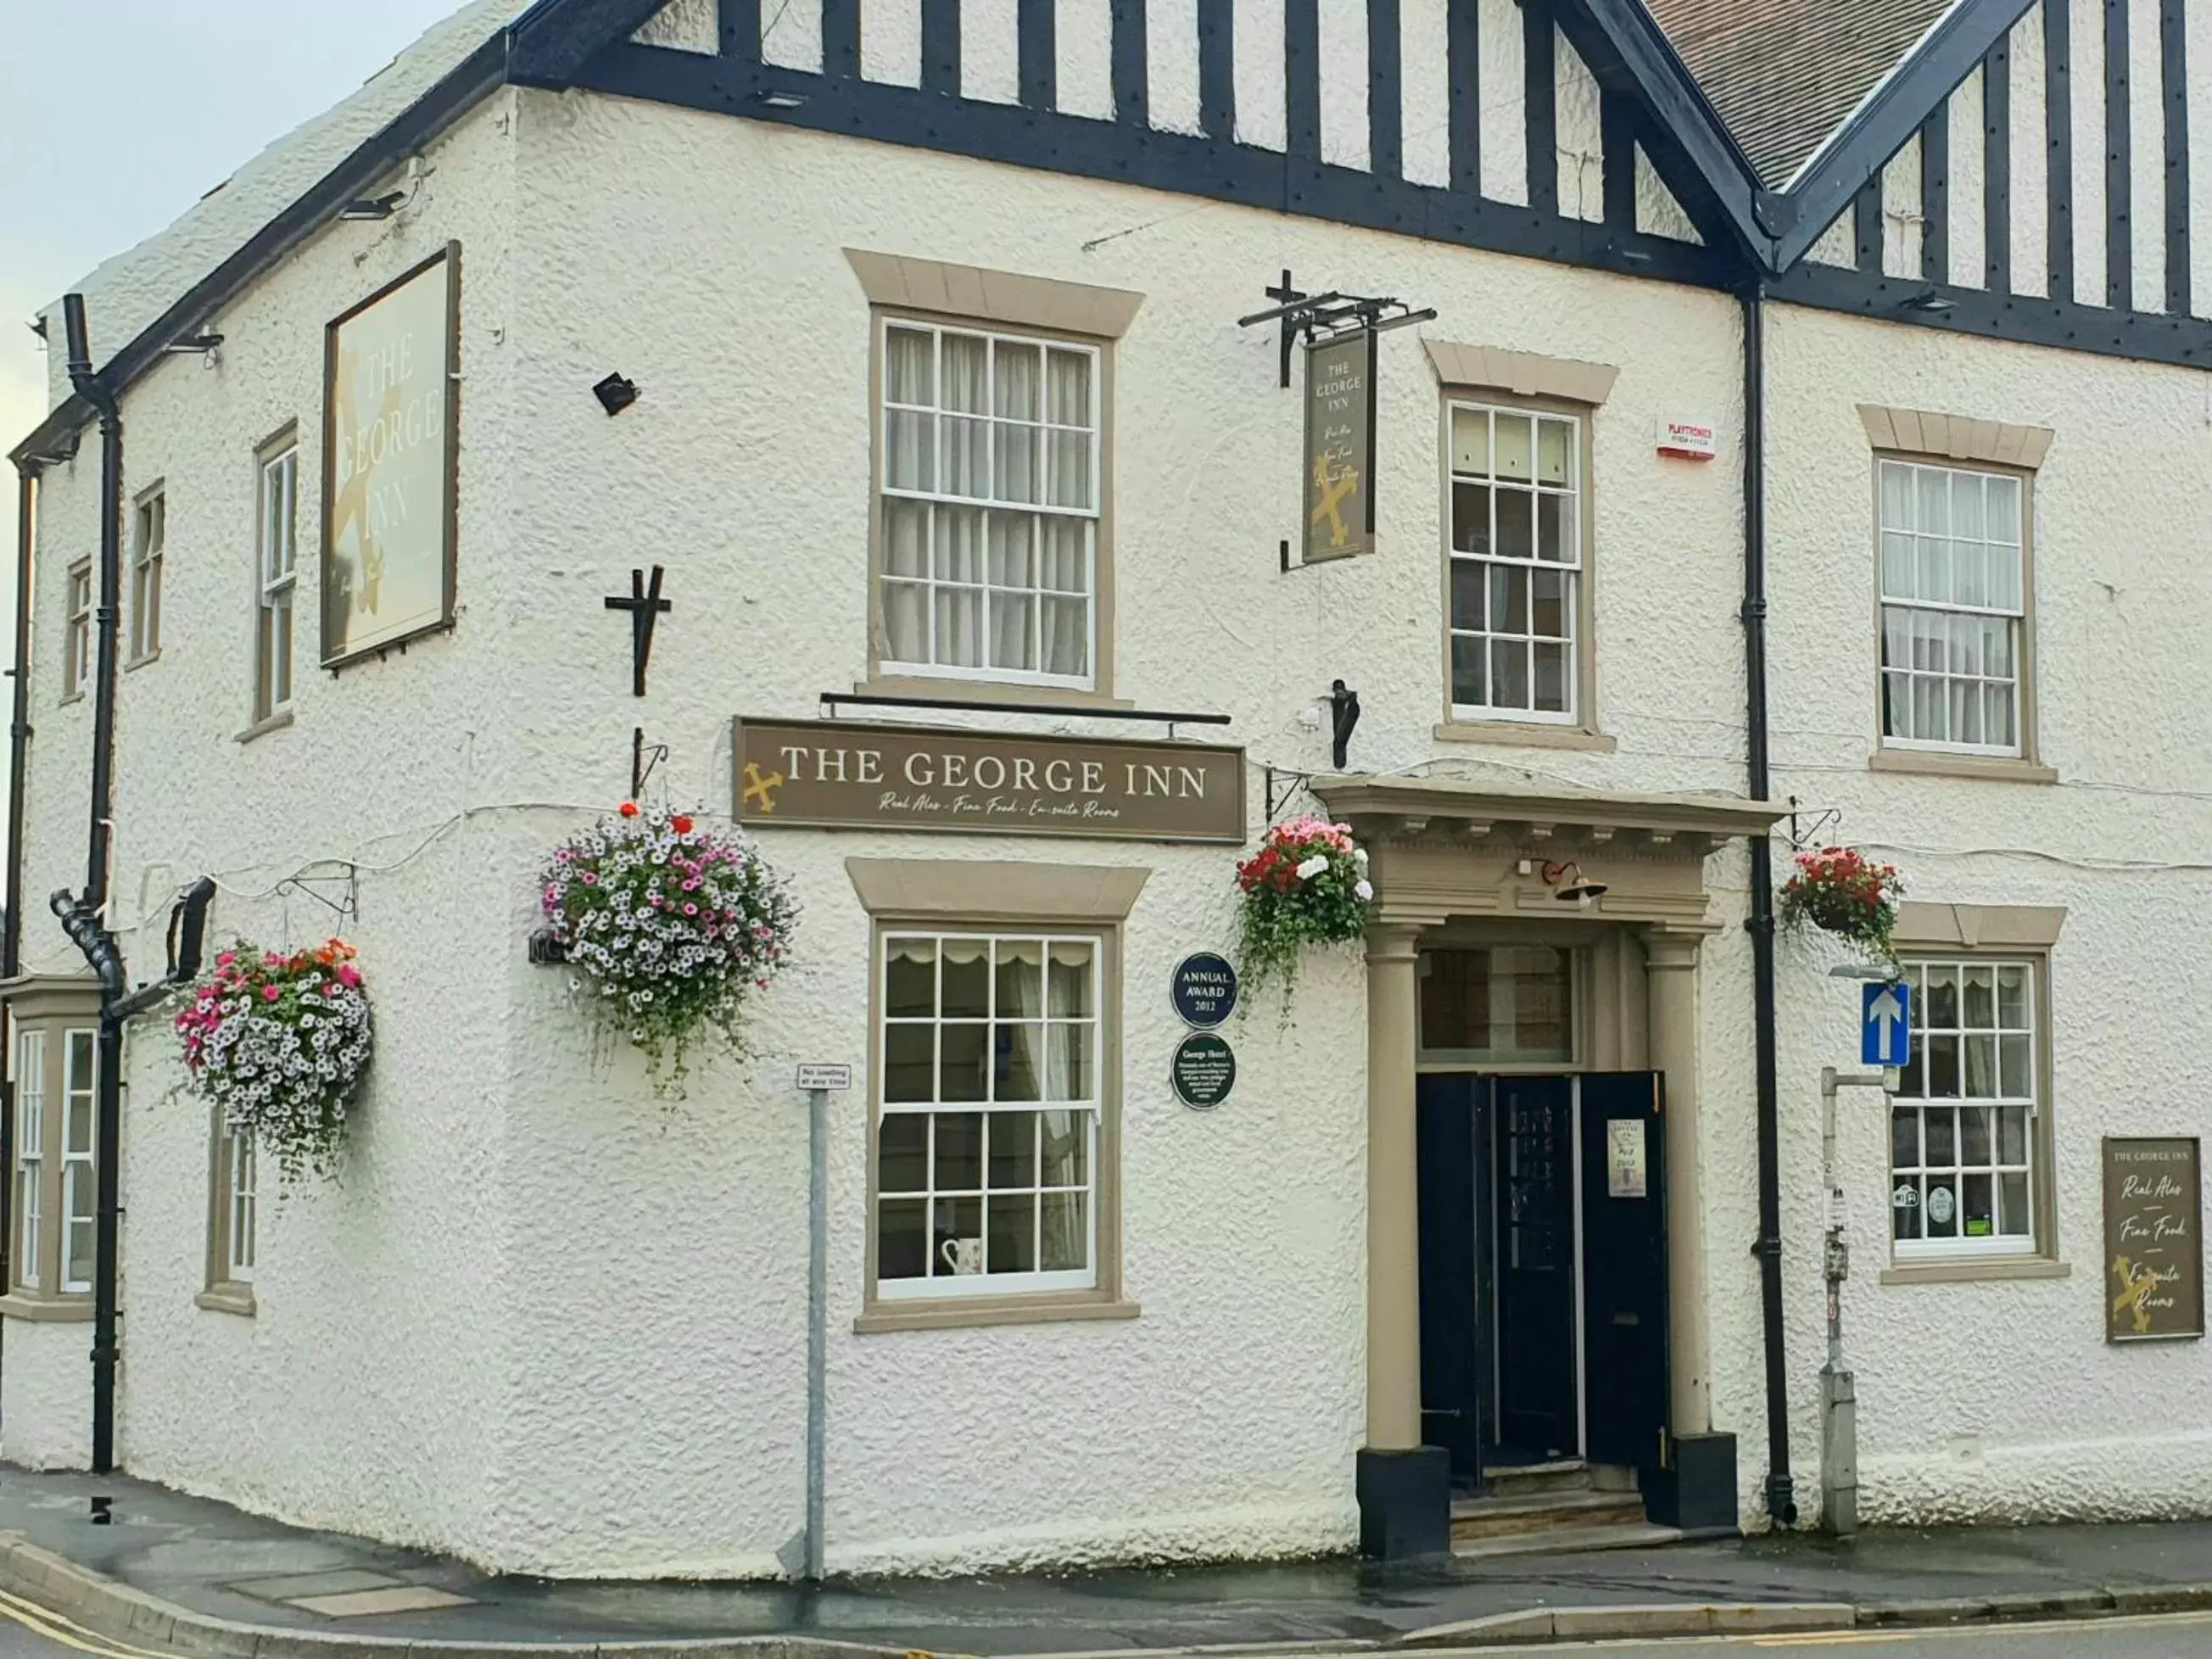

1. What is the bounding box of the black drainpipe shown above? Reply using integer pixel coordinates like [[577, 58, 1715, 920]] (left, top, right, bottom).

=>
[[59, 293, 126, 1476], [1740, 282, 1795, 1529], [2, 456, 37, 1402]]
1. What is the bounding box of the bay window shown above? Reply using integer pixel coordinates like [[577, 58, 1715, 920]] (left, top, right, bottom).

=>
[[3, 981, 103, 1317]]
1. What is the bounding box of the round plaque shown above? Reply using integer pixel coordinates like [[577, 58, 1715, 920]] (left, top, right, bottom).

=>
[[1170, 952, 1240, 1029], [1171, 1031, 1237, 1111]]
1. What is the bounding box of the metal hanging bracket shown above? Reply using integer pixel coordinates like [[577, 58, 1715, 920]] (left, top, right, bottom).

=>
[[1236, 269, 1437, 389], [631, 727, 669, 800], [274, 865, 359, 923], [1787, 796, 1843, 850]]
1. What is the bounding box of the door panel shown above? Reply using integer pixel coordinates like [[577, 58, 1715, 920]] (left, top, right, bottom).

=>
[[1579, 1071, 1670, 1473], [1416, 1074, 1483, 1483], [1494, 1076, 1578, 1460]]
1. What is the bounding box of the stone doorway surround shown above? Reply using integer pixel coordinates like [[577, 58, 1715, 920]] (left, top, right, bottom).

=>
[[1310, 774, 1787, 1557]]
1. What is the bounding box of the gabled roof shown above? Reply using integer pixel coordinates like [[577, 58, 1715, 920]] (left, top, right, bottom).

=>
[[1645, 0, 1960, 190]]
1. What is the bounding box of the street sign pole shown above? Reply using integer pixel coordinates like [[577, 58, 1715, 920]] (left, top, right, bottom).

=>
[[794, 1064, 850, 1584]]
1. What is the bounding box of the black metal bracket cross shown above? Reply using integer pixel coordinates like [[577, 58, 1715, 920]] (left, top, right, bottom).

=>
[[631, 727, 668, 801], [1236, 270, 1438, 389], [604, 565, 671, 697]]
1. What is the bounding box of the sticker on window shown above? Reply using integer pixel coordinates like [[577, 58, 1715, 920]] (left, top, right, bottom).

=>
[[1927, 1185, 1956, 1226]]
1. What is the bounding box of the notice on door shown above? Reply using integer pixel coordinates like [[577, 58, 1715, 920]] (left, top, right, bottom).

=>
[[1606, 1120, 1647, 1199], [2103, 1137, 2204, 1343]]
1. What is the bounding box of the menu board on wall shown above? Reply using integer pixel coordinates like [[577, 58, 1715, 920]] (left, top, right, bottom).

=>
[[2102, 1137, 2204, 1343], [321, 243, 461, 668]]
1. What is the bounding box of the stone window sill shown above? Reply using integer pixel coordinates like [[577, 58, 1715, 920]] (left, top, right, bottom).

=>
[[0, 1292, 92, 1322], [126, 651, 160, 673], [236, 708, 295, 745], [1870, 748, 2058, 785], [194, 1284, 257, 1318], [59, 691, 84, 708], [855, 676, 1136, 713], [1880, 1257, 2070, 1286], [854, 1293, 1140, 1334], [1434, 721, 1617, 754]]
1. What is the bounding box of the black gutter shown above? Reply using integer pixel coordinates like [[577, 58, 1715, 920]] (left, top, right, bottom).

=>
[[1, 456, 35, 1405], [1739, 283, 1795, 1529], [59, 295, 128, 1476]]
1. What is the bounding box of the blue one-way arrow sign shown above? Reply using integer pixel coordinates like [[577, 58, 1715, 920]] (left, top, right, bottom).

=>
[[1862, 980, 1913, 1068]]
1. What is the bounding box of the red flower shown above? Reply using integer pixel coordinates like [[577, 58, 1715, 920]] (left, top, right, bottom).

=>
[[619, 802, 640, 818], [673, 814, 695, 835]]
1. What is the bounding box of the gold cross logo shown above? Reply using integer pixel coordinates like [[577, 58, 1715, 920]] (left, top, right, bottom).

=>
[[1311, 454, 1360, 548], [741, 761, 786, 813]]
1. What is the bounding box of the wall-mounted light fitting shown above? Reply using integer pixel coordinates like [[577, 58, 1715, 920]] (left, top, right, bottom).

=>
[[1897, 288, 1955, 315], [1540, 860, 1608, 906], [593, 373, 640, 416], [754, 88, 809, 109], [163, 332, 224, 355], [340, 190, 405, 221]]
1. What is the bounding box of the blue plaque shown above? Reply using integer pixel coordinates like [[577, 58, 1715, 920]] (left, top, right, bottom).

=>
[[1170, 952, 1239, 1028]]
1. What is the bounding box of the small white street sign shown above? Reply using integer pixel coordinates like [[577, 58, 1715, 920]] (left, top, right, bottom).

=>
[[796, 1064, 852, 1092]]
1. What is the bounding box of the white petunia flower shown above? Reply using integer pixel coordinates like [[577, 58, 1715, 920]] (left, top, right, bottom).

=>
[[1355, 880, 1375, 902], [1294, 855, 1330, 881]]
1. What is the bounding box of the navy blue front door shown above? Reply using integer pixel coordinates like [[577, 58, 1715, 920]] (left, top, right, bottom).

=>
[[1416, 1073, 1484, 1483], [1578, 1072, 1671, 1474], [1493, 1076, 1578, 1460]]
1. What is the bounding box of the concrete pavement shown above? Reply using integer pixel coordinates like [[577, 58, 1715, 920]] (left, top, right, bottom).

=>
[[2, 1466, 2211, 1659]]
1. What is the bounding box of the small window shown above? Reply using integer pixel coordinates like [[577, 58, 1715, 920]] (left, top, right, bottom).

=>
[[130, 487, 165, 662], [208, 1117, 257, 1298], [63, 561, 92, 701], [1891, 958, 2040, 1256], [1878, 460, 2028, 756], [255, 441, 299, 721], [1418, 946, 1575, 1064], [877, 321, 1100, 690], [5, 1003, 100, 1310], [14, 1028, 44, 1290], [875, 932, 1100, 1299], [1447, 403, 1584, 724]]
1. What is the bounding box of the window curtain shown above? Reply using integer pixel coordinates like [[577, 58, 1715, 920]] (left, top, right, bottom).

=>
[[994, 938, 1045, 1101]]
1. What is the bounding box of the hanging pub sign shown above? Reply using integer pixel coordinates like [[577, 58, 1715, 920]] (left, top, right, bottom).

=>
[[1302, 329, 1376, 562], [2103, 1137, 2204, 1343], [732, 718, 1245, 843], [321, 243, 461, 668]]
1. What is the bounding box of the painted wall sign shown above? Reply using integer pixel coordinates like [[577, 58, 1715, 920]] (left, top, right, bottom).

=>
[[1170, 1032, 1237, 1110], [1302, 331, 1376, 562], [1170, 952, 1238, 1028], [321, 243, 461, 668], [2103, 1137, 2204, 1343], [1656, 417, 1718, 461], [1606, 1119, 1647, 1199], [732, 718, 1246, 842]]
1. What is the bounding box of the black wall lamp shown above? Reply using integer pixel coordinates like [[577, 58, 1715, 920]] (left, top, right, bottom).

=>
[[340, 190, 405, 221], [1540, 861, 1609, 906], [594, 372, 640, 416]]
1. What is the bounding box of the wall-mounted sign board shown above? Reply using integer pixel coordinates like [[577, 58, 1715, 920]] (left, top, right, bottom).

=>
[[732, 718, 1246, 843], [1656, 417, 1718, 461], [1302, 332, 1376, 562], [1170, 952, 1239, 1028], [1171, 1032, 1237, 1110], [321, 243, 461, 668], [2103, 1137, 2204, 1343]]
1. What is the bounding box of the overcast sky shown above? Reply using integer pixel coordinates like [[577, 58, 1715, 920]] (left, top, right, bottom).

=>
[[0, 0, 466, 641]]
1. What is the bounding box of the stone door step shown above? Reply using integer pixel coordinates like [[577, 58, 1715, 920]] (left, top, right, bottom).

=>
[[1451, 1520, 1686, 1561], [1451, 1489, 1649, 1541]]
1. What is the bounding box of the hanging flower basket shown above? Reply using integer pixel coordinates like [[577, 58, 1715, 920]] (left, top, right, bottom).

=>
[[175, 941, 372, 1185], [1235, 815, 1374, 1003], [539, 802, 798, 1087], [1779, 846, 1904, 967]]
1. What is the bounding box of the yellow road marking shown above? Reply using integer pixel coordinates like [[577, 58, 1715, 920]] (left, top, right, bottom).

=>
[[0, 1586, 178, 1659], [1753, 1608, 2212, 1646]]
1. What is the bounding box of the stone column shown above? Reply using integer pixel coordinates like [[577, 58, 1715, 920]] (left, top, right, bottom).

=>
[[1364, 921, 1423, 1450], [1355, 919, 1449, 1558], [1645, 930, 1712, 1434]]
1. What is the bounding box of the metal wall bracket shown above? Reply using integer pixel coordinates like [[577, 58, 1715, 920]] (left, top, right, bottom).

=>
[[1787, 796, 1842, 850], [1264, 765, 1314, 820], [274, 865, 359, 922], [631, 727, 668, 800]]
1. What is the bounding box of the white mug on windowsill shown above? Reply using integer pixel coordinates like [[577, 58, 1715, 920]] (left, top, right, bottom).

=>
[[940, 1236, 983, 1276]]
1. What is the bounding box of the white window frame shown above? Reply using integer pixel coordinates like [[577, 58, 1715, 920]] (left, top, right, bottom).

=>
[[1889, 958, 2041, 1260], [130, 485, 165, 663], [255, 441, 299, 721], [1877, 458, 2028, 759], [875, 317, 1102, 692], [1445, 400, 1584, 727], [14, 1028, 43, 1291], [226, 1132, 257, 1283], [874, 930, 1102, 1302], [59, 1029, 96, 1294], [63, 561, 92, 701]]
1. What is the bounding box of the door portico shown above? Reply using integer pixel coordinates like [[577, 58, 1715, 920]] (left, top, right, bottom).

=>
[[1313, 776, 1786, 1558]]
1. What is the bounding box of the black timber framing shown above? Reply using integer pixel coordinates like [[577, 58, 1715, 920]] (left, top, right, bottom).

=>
[[1018, 0, 1053, 109], [1448, 0, 1480, 197], [2047, 0, 2075, 301], [1985, 42, 2011, 294], [567, 42, 1734, 291], [2106, 0, 2131, 311], [1198, 0, 1233, 139], [1525, 0, 1561, 217], [1111, 0, 1147, 127], [922, 0, 959, 97], [1855, 177, 1884, 276], [1369, 0, 1403, 180], [823, 0, 860, 81], [2163, 0, 2191, 316], [1920, 112, 1950, 283], [1287, 0, 1321, 161], [506, 0, 668, 82], [1600, 92, 1638, 232], [718, 0, 759, 63]]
